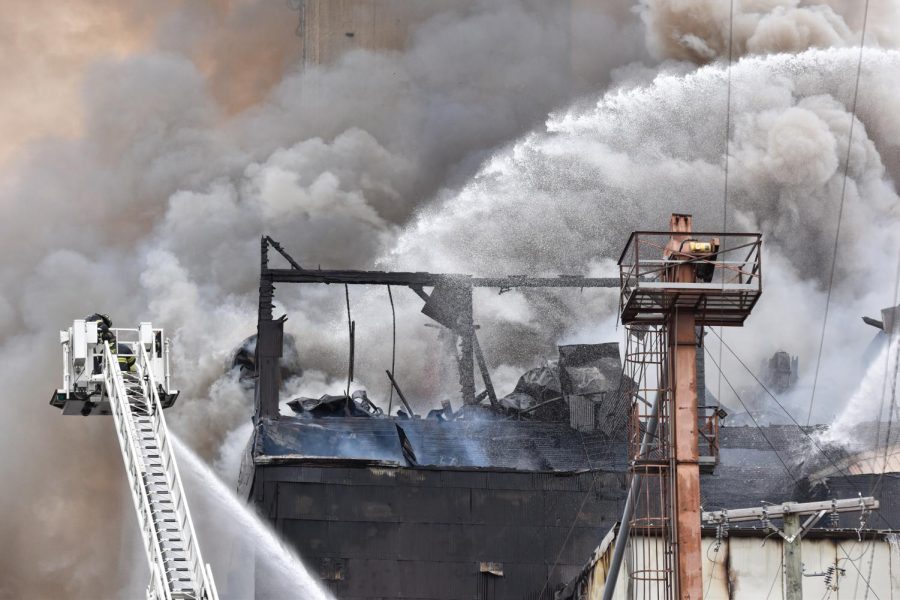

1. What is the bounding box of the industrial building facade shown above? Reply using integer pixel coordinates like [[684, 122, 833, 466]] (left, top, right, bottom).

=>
[[241, 419, 627, 598], [239, 239, 899, 598], [558, 527, 900, 600], [239, 418, 899, 599]]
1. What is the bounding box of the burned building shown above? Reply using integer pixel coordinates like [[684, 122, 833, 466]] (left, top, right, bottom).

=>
[[238, 238, 630, 598], [238, 238, 899, 599]]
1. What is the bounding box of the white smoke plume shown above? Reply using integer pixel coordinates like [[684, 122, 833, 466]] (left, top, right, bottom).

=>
[[1, 0, 898, 597], [394, 46, 900, 424]]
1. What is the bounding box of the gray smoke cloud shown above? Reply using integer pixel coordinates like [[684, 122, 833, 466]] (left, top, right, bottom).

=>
[[2, 0, 898, 597], [0, 0, 643, 597], [640, 0, 900, 63]]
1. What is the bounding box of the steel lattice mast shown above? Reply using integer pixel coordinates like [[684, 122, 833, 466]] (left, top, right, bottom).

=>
[[606, 214, 762, 600]]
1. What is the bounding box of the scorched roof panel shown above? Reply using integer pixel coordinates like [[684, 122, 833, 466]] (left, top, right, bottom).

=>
[[254, 417, 624, 472]]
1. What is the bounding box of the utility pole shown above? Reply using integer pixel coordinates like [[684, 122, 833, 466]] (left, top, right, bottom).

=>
[[703, 497, 879, 600], [783, 512, 802, 600]]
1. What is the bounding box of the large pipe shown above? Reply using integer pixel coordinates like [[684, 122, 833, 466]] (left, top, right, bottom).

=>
[[601, 387, 663, 600]]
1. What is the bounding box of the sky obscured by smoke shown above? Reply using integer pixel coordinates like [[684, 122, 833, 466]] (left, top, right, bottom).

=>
[[1, 0, 898, 597]]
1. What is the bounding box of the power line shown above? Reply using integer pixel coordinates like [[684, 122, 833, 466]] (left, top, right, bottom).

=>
[[707, 327, 894, 530], [712, 332, 886, 596], [717, 0, 736, 412], [386, 285, 396, 414], [764, 562, 782, 599], [805, 0, 871, 426], [838, 541, 882, 600], [705, 540, 720, 597], [704, 346, 802, 487]]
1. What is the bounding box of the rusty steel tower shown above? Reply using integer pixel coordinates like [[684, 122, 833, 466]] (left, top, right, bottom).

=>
[[615, 214, 762, 600]]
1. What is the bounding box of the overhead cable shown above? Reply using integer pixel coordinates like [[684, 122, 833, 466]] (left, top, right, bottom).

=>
[[704, 346, 801, 487], [806, 0, 871, 426], [707, 327, 894, 530], [718, 0, 736, 409]]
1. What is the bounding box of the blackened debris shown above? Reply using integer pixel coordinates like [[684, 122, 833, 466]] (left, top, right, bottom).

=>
[[420, 279, 472, 329], [395, 423, 418, 465], [280, 342, 633, 437], [501, 366, 564, 419], [287, 391, 384, 418], [559, 343, 632, 435], [497, 343, 632, 434]]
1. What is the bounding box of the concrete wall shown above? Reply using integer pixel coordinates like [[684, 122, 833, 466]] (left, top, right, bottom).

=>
[[293, 0, 617, 90], [297, 0, 465, 66], [562, 530, 900, 600]]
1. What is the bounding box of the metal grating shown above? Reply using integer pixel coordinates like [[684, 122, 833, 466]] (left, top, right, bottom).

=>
[[618, 231, 762, 326]]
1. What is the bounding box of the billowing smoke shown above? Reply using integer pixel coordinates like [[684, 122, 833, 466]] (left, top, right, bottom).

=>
[[0, 0, 642, 596], [1, 0, 898, 597], [393, 46, 900, 428], [640, 0, 900, 63]]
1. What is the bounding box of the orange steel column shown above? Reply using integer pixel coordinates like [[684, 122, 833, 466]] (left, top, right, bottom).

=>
[[666, 215, 703, 600]]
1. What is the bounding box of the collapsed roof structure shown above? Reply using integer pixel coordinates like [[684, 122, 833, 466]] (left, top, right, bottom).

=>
[[237, 237, 899, 599]]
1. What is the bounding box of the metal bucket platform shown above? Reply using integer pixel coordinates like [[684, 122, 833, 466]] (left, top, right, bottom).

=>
[[618, 231, 762, 326]]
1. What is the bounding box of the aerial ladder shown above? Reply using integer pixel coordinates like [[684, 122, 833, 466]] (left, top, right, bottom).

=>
[[50, 319, 219, 600]]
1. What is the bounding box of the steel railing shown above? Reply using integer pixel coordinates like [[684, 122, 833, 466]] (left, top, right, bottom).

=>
[[137, 341, 218, 600], [102, 334, 218, 600], [103, 341, 170, 598]]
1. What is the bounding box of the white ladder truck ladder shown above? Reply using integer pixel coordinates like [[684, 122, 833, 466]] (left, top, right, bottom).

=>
[[52, 320, 219, 600]]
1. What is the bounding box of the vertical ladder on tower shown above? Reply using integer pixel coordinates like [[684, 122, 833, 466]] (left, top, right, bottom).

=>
[[53, 321, 218, 600], [605, 215, 763, 600]]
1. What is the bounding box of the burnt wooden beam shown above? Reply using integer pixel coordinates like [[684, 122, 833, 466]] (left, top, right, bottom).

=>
[[386, 370, 415, 417], [473, 334, 498, 408], [262, 268, 618, 289]]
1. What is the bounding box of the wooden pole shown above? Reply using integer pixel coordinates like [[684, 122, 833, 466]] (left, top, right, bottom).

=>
[[783, 513, 803, 600]]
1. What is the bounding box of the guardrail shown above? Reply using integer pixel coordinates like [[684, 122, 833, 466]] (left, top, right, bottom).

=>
[[618, 231, 762, 326], [137, 342, 218, 600], [103, 342, 170, 598]]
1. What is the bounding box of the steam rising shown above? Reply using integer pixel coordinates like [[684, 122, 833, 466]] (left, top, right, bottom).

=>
[[1, 0, 899, 597]]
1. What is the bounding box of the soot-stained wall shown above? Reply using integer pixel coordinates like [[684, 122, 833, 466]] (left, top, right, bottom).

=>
[[250, 465, 626, 599]]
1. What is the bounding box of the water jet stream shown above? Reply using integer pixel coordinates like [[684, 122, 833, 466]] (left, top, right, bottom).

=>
[[171, 436, 333, 600]]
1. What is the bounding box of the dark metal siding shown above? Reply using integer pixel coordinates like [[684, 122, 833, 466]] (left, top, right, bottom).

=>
[[245, 423, 900, 598], [252, 465, 625, 599]]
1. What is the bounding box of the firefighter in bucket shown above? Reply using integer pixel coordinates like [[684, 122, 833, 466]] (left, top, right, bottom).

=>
[[85, 313, 136, 373]]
